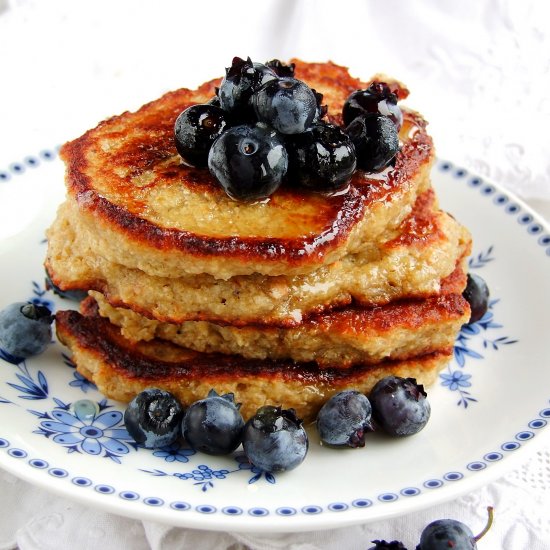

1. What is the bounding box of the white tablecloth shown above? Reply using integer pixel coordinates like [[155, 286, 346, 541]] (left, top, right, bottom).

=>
[[1, 1, 550, 548]]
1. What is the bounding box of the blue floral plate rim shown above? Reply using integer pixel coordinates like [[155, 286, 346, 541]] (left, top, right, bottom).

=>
[[0, 153, 550, 532]]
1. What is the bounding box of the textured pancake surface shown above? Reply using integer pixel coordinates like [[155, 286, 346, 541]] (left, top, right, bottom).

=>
[[55, 300, 454, 422], [46, 188, 471, 326], [57, 61, 434, 279], [91, 288, 469, 367]]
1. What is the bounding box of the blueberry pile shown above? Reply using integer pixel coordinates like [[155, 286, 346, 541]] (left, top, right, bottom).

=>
[[316, 376, 430, 447], [122, 376, 428, 473], [0, 302, 54, 359], [174, 57, 402, 201], [123, 388, 307, 472], [368, 506, 494, 549]]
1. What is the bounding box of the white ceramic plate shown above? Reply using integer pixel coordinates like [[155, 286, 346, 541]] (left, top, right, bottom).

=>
[[0, 152, 549, 533]]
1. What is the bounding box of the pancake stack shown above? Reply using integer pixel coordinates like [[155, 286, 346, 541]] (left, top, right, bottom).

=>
[[47, 61, 471, 422]]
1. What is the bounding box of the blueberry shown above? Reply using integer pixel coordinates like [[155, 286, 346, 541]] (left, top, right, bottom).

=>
[[45, 270, 87, 301], [416, 519, 477, 550], [265, 59, 296, 78], [369, 376, 431, 436], [343, 82, 403, 129], [346, 113, 399, 172], [174, 104, 230, 167], [252, 78, 317, 134], [124, 388, 184, 448], [243, 406, 308, 472], [462, 273, 490, 324], [287, 123, 356, 192], [0, 302, 53, 358], [207, 95, 221, 108], [218, 57, 278, 116], [182, 389, 244, 455], [369, 541, 408, 550], [208, 123, 288, 201], [316, 390, 373, 447], [417, 506, 494, 549]]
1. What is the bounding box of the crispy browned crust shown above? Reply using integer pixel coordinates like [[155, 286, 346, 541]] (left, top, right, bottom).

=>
[[304, 293, 468, 338], [91, 288, 469, 367], [55, 302, 452, 422], [45, 186, 470, 327], [59, 60, 433, 276]]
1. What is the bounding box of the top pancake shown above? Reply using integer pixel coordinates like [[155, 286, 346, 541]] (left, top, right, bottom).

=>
[[60, 61, 434, 279]]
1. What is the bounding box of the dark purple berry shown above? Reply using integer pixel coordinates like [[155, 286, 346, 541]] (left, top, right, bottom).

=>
[[208, 123, 288, 201], [174, 104, 230, 167], [243, 406, 308, 472], [218, 57, 278, 116], [207, 95, 221, 108], [124, 388, 184, 448], [346, 114, 399, 172], [316, 390, 372, 447], [311, 88, 328, 123], [265, 59, 296, 78], [287, 123, 356, 192], [462, 273, 490, 324], [369, 541, 408, 550], [182, 389, 244, 455], [416, 519, 477, 550], [343, 82, 402, 129], [252, 77, 317, 134], [0, 302, 53, 358], [369, 376, 430, 436], [417, 506, 494, 550]]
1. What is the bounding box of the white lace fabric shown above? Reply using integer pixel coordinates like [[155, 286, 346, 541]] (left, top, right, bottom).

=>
[[1, 0, 550, 548]]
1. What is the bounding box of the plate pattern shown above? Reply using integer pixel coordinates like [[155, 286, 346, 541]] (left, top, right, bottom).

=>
[[0, 154, 549, 526]]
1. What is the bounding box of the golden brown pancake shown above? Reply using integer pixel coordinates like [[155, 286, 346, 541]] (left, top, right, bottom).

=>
[[90, 281, 469, 367], [46, 187, 471, 326], [56, 61, 434, 280], [55, 299, 455, 423]]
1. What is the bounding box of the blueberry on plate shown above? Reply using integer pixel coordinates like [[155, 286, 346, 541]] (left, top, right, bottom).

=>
[[182, 389, 245, 455], [243, 405, 308, 472], [208, 123, 288, 201], [346, 113, 399, 172], [218, 57, 278, 116], [369, 376, 430, 436], [174, 104, 230, 168], [252, 77, 318, 134], [462, 273, 490, 324], [316, 390, 373, 447], [124, 388, 184, 448], [0, 302, 53, 358], [343, 81, 403, 129], [287, 122, 356, 192]]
